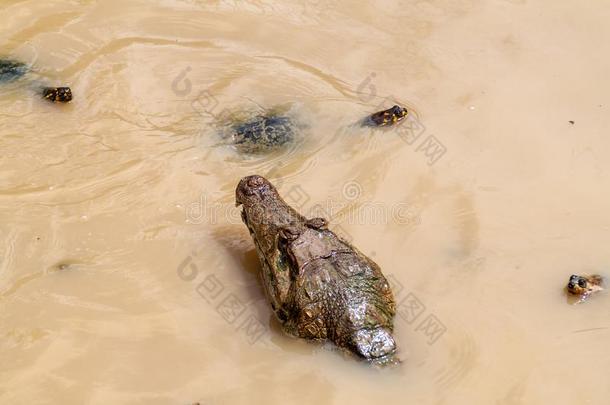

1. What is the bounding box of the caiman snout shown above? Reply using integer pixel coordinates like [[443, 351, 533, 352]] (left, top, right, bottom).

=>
[[235, 174, 271, 206]]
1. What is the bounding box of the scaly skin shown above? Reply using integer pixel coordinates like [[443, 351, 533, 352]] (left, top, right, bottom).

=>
[[231, 115, 295, 153], [42, 87, 72, 103], [366, 105, 408, 127], [236, 175, 397, 362], [566, 274, 604, 302]]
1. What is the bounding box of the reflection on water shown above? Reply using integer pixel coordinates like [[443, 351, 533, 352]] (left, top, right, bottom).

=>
[[1, 0, 610, 404]]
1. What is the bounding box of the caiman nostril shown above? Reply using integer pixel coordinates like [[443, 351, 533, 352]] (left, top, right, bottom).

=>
[[247, 176, 265, 188]]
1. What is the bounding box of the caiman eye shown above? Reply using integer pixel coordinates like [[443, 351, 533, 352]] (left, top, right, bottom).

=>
[[578, 279, 587, 288], [306, 217, 327, 230], [567, 282, 575, 289]]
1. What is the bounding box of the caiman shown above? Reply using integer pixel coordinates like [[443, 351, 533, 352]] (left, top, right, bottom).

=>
[[218, 105, 299, 154], [0, 58, 72, 103], [566, 274, 604, 303], [236, 175, 398, 364], [365, 105, 408, 127], [230, 114, 296, 153]]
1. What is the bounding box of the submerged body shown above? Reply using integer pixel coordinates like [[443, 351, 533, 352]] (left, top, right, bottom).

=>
[[0, 58, 72, 103], [0, 59, 28, 83], [566, 274, 604, 302], [236, 175, 397, 363], [228, 113, 296, 153]]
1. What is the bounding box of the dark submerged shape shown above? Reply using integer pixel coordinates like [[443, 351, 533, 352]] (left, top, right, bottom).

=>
[[0, 59, 28, 83], [566, 274, 604, 301], [43, 87, 73, 103], [0, 58, 72, 103], [231, 114, 295, 153], [366, 105, 408, 127], [236, 175, 398, 363]]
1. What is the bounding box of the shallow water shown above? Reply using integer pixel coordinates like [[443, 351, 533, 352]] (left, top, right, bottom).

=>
[[1, 0, 609, 404]]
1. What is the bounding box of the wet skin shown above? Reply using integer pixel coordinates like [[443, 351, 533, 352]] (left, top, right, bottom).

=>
[[236, 175, 398, 363], [231, 114, 295, 153], [0, 58, 72, 103], [566, 274, 604, 302], [43, 87, 73, 103], [366, 105, 408, 127]]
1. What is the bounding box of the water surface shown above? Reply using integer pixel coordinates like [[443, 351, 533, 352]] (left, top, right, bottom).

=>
[[1, 1, 609, 404]]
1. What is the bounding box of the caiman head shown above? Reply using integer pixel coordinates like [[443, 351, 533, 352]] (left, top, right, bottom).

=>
[[566, 274, 604, 301], [236, 175, 306, 257], [236, 175, 398, 363], [235, 175, 349, 313], [235, 175, 396, 364], [235, 175, 305, 320]]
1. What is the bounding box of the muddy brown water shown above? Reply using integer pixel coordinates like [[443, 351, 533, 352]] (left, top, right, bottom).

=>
[[1, 1, 609, 404]]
